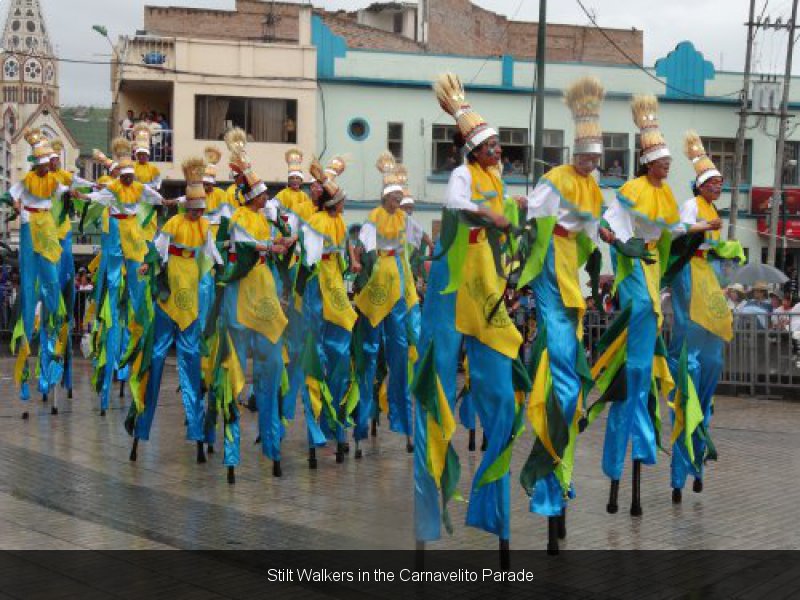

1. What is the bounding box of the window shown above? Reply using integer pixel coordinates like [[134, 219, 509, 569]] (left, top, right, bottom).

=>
[[3, 87, 18, 103], [704, 137, 750, 184], [387, 122, 403, 162], [4, 58, 19, 79], [22, 87, 42, 104], [499, 127, 529, 176], [23, 58, 41, 82], [194, 95, 297, 144], [393, 12, 404, 33], [348, 117, 370, 141], [432, 124, 459, 173], [783, 142, 800, 186], [601, 133, 629, 181], [542, 129, 567, 171]]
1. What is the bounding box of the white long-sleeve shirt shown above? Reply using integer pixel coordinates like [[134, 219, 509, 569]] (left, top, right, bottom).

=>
[[86, 185, 163, 217], [10, 180, 69, 224]]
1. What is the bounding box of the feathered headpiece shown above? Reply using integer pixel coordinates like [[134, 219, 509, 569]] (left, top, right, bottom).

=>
[[684, 130, 722, 187], [111, 137, 131, 161], [132, 123, 151, 155], [224, 127, 247, 159], [203, 145, 222, 183], [182, 157, 207, 208], [433, 72, 497, 152], [24, 128, 54, 165], [395, 164, 414, 206], [632, 95, 670, 165], [226, 136, 266, 203], [564, 76, 605, 155], [93, 149, 114, 171], [285, 148, 304, 179], [310, 156, 346, 207], [50, 138, 64, 158], [375, 151, 403, 197]]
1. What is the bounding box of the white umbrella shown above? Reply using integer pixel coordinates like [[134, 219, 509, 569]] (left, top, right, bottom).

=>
[[730, 262, 789, 286]]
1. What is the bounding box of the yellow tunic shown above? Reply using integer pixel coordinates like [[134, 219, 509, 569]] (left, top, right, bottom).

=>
[[22, 171, 62, 264], [226, 183, 246, 208], [107, 180, 148, 262], [229, 207, 288, 343], [308, 210, 358, 331], [158, 214, 209, 331], [455, 163, 522, 358], [135, 162, 161, 240], [617, 175, 680, 227], [354, 206, 406, 327], [205, 186, 230, 238]]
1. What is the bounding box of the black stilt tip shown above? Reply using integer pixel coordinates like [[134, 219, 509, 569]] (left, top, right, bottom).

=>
[[254, 435, 261, 445], [370, 419, 378, 437], [672, 488, 682, 504], [354, 443, 363, 459], [481, 433, 488, 452], [207, 444, 214, 454], [129, 438, 139, 462], [606, 480, 619, 514], [67, 389, 73, 399], [227, 466, 235, 484], [308, 448, 318, 469], [21, 411, 29, 420], [100, 409, 106, 417], [547, 517, 560, 556], [50, 406, 58, 415], [273, 461, 282, 478], [557, 509, 567, 540], [343, 442, 350, 454], [247, 394, 257, 412], [468, 429, 476, 451], [335, 443, 345, 464], [196, 441, 207, 464], [406, 439, 414, 453], [693, 478, 703, 493], [630, 460, 643, 517], [42, 393, 47, 403], [499, 538, 511, 570], [119, 382, 125, 399]]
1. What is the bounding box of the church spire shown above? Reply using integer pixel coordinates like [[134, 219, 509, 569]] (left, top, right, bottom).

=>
[[1, 0, 54, 57]]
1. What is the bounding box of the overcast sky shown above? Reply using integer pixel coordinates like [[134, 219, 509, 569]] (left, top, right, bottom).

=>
[[19, 0, 795, 106]]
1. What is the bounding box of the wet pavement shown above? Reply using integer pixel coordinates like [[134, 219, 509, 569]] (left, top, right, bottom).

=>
[[1, 356, 799, 552]]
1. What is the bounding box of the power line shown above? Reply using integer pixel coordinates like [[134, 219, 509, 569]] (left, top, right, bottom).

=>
[[574, 0, 741, 100]]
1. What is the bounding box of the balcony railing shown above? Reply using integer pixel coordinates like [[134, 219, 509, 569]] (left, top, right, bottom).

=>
[[119, 35, 175, 71], [119, 127, 174, 163]]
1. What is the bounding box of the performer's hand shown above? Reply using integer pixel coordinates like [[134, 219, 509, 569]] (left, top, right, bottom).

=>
[[490, 213, 511, 231], [599, 227, 616, 244], [138, 264, 149, 276], [351, 261, 362, 274], [163, 198, 177, 207], [706, 218, 722, 231], [514, 195, 527, 210]]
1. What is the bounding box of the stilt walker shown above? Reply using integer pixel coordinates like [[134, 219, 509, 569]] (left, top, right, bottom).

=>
[[586, 95, 683, 517], [79, 150, 169, 428], [298, 157, 359, 467], [517, 77, 612, 554], [132, 123, 163, 241], [46, 138, 94, 409], [128, 157, 222, 463], [414, 74, 525, 567], [667, 132, 744, 503], [9, 130, 68, 419], [352, 152, 416, 452], [206, 128, 294, 481], [274, 148, 314, 422]]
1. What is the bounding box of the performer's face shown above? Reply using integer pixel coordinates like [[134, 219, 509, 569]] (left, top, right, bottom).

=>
[[475, 136, 501, 168], [700, 176, 723, 202], [648, 157, 671, 180], [250, 192, 267, 210], [310, 181, 323, 201], [136, 152, 148, 164], [34, 163, 49, 177], [49, 158, 60, 172], [383, 191, 402, 214], [186, 207, 204, 221], [120, 173, 134, 186], [203, 182, 214, 194], [401, 203, 413, 215], [288, 175, 302, 191], [573, 153, 600, 176]]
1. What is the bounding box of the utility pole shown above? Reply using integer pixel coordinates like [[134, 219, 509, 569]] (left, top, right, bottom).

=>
[[767, 0, 799, 267], [532, 0, 547, 183], [728, 0, 757, 240]]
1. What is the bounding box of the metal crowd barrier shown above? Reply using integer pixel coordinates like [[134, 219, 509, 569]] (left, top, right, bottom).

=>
[[582, 310, 800, 399]]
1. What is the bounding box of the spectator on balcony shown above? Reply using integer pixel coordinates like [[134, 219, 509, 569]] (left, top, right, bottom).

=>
[[157, 113, 171, 161], [120, 109, 135, 138]]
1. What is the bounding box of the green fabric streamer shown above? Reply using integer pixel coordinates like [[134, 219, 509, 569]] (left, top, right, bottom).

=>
[[517, 216, 557, 289]]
